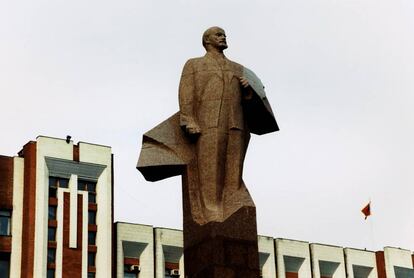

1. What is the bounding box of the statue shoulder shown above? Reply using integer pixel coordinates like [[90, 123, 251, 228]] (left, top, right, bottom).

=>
[[181, 57, 205, 74], [226, 58, 244, 71], [184, 56, 205, 65]]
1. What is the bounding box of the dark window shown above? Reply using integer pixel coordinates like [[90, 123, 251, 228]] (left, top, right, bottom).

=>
[[165, 273, 174, 278], [49, 177, 69, 198], [78, 180, 96, 192], [87, 183, 96, 192], [48, 227, 56, 241], [47, 248, 56, 264], [88, 252, 95, 267], [49, 187, 57, 198], [78, 180, 97, 203], [353, 265, 373, 278], [78, 181, 86, 191], [394, 266, 414, 278], [0, 210, 11, 236], [48, 206, 56, 220], [59, 179, 69, 188], [88, 192, 96, 204], [124, 263, 141, 276], [88, 231, 96, 245], [88, 211, 96, 225], [0, 253, 10, 278], [87, 273, 95, 278], [49, 177, 57, 188], [47, 269, 55, 278]]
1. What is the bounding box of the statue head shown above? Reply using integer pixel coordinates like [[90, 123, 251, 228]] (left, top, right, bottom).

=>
[[202, 26, 228, 51]]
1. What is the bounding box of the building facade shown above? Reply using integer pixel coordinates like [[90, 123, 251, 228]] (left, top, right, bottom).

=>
[[114, 222, 414, 278], [1, 136, 414, 278], [0, 136, 113, 277]]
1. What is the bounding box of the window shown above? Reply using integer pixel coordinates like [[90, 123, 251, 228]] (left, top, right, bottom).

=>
[[47, 248, 56, 264], [78, 180, 97, 204], [0, 253, 10, 278], [124, 264, 139, 278], [48, 227, 56, 241], [284, 255, 304, 278], [49, 177, 69, 198], [319, 260, 340, 278], [48, 206, 56, 220], [88, 252, 95, 267], [88, 211, 96, 225], [88, 231, 96, 245], [353, 265, 373, 278], [87, 273, 95, 278], [165, 268, 180, 278], [47, 269, 55, 278], [165, 262, 179, 278], [165, 269, 180, 278], [0, 210, 11, 236], [88, 192, 96, 204]]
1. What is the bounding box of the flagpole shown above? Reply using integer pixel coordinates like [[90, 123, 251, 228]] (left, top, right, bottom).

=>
[[361, 199, 375, 250], [368, 198, 375, 250]]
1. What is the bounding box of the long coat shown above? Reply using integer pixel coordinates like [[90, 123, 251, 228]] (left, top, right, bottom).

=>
[[137, 52, 277, 225], [178, 52, 254, 224], [179, 52, 246, 132]]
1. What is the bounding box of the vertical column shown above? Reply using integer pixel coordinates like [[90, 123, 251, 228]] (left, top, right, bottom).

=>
[[82, 193, 88, 278], [56, 189, 65, 278], [0, 155, 14, 278], [69, 175, 78, 249], [21, 142, 37, 277], [62, 192, 83, 278], [10, 157, 24, 278]]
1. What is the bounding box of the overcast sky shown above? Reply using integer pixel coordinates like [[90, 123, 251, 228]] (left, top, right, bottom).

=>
[[1, 0, 413, 251]]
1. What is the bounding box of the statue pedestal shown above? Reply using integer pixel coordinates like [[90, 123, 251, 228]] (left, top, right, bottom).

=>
[[183, 206, 260, 278]]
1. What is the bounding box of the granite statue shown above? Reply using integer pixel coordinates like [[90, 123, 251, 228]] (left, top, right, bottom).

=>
[[137, 26, 278, 277]]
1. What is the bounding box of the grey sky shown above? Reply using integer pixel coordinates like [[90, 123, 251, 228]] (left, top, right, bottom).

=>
[[1, 0, 413, 251]]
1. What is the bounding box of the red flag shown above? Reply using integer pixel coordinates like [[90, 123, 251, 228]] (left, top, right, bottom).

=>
[[361, 202, 371, 219]]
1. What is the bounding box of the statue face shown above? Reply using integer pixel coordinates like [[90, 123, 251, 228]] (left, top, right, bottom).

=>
[[206, 28, 228, 50]]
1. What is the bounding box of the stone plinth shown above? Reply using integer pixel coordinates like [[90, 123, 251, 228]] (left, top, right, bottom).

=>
[[183, 206, 259, 278]]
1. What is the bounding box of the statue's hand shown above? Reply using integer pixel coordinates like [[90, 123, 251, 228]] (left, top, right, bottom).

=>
[[183, 122, 201, 142], [185, 123, 201, 136], [239, 76, 254, 100], [180, 115, 201, 138], [239, 76, 250, 88]]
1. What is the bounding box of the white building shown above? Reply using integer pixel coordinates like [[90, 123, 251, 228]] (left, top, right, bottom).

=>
[[0, 136, 113, 278]]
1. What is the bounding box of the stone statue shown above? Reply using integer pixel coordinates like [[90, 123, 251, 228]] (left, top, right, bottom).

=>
[[137, 26, 278, 278]]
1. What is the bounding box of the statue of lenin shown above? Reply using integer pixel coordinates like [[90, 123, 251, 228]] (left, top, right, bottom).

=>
[[138, 26, 278, 278]]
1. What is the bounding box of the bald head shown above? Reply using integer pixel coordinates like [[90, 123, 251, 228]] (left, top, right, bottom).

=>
[[202, 26, 228, 51]]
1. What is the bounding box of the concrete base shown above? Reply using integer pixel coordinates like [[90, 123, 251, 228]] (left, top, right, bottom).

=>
[[183, 206, 260, 278]]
